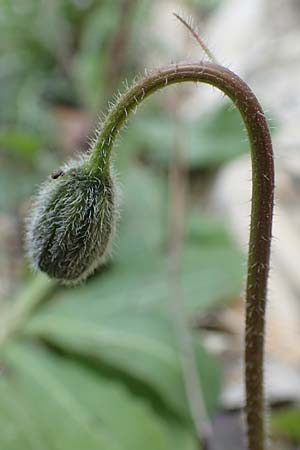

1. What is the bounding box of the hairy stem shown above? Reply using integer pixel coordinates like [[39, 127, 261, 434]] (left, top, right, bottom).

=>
[[88, 62, 274, 450]]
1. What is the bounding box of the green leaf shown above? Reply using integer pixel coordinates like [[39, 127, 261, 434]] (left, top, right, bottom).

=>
[[0, 155, 58, 211], [0, 163, 39, 211], [271, 407, 300, 440], [22, 165, 243, 421], [0, 343, 196, 450], [26, 306, 220, 419], [181, 213, 244, 311], [74, 1, 123, 110], [129, 104, 248, 168], [117, 165, 166, 255], [0, 128, 44, 161]]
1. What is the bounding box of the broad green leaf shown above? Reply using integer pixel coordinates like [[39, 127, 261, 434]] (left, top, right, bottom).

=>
[[0, 343, 196, 450], [26, 307, 220, 420], [23, 165, 242, 420], [271, 407, 300, 440]]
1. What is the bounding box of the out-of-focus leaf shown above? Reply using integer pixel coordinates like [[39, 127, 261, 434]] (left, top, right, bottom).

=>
[[187, 104, 251, 167], [271, 407, 300, 440], [23, 165, 244, 420], [186, 0, 223, 15], [0, 153, 58, 211], [128, 105, 248, 168], [0, 343, 195, 450], [0, 164, 39, 211], [117, 165, 166, 255], [74, 1, 122, 110], [0, 128, 44, 161], [26, 305, 220, 420], [181, 213, 244, 310]]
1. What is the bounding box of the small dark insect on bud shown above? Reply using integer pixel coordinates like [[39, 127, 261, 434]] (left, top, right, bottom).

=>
[[51, 169, 64, 179], [26, 158, 118, 284]]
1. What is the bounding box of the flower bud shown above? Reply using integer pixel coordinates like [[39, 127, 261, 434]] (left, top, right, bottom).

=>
[[26, 159, 117, 284]]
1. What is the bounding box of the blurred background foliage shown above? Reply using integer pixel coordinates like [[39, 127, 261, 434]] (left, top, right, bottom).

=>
[[0, 0, 296, 449]]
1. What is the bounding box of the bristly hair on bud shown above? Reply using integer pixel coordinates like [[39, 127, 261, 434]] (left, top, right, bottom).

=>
[[25, 157, 118, 284]]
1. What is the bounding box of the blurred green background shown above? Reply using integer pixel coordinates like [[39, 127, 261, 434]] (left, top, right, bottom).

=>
[[0, 0, 298, 449]]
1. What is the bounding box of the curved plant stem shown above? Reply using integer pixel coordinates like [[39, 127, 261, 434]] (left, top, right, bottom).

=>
[[87, 62, 274, 450]]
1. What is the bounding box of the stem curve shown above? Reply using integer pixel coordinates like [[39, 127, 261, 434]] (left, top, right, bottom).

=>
[[88, 62, 274, 450]]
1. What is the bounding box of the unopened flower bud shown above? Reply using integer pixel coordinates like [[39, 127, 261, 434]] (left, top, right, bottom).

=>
[[26, 159, 117, 284]]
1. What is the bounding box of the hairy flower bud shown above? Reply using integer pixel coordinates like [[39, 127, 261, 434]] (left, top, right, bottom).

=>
[[26, 158, 117, 284]]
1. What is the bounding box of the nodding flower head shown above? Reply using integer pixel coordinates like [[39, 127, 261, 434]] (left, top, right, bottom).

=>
[[26, 158, 117, 284]]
